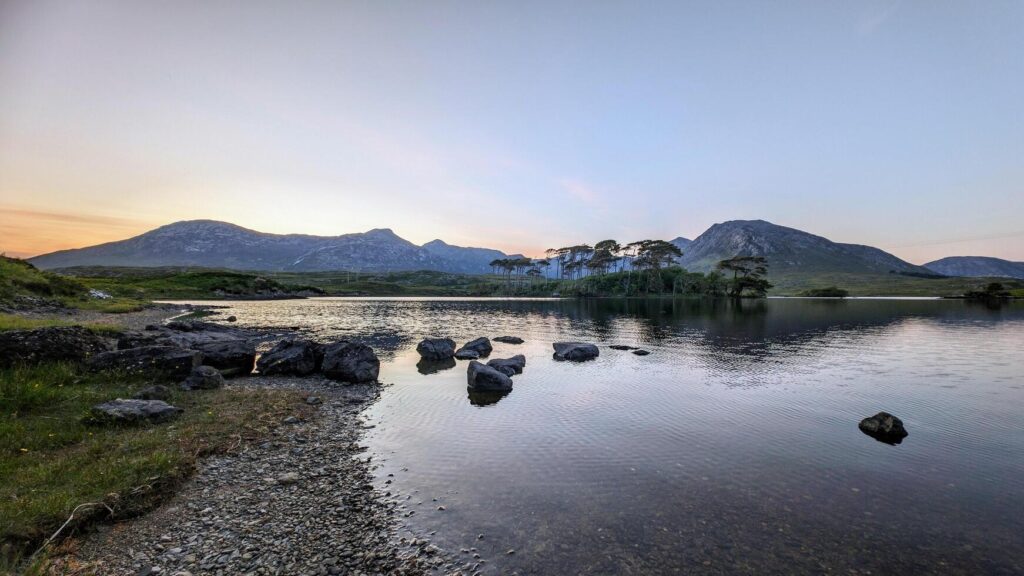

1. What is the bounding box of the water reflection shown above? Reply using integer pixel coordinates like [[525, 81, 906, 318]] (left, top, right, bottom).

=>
[[416, 357, 456, 375], [467, 388, 511, 407]]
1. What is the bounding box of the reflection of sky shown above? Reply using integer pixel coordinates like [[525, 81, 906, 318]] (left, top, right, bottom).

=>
[[191, 297, 1024, 574]]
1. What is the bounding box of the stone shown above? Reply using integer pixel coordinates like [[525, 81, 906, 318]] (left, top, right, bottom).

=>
[[486, 355, 526, 376], [466, 360, 512, 392], [305, 396, 322, 405], [225, 316, 237, 322], [89, 346, 201, 379], [190, 340, 255, 377], [321, 341, 380, 383], [493, 336, 524, 344], [181, 365, 225, 390], [416, 338, 457, 361], [632, 349, 651, 356], [454, 349, 479, 360], [256, 339, 322, 376], [0, 326, 111, 368], [859, 412, 909, 444], [89, 399, 183, 424], [609, 344, 636, 351], [133, 385, 173, 401], [457, 337, 493, 358], [552, 342, 600, 361], [276, 472, 300, 485]]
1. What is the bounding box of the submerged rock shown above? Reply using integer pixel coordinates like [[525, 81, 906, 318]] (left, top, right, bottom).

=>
[[182, 365, 225, 390], [632, 349, 651, 356], [133, 385, 172, 401], [0, 326, 111, 368], [493, 336, 524, 344], [416, 338, 457, 361], [457, 337, 493, 358], [486, 354, 526, 376], [89, 346, 201, 379], [467, 360, 513, 392], [257, 339, 322, 376], [859, 412, 909, 444], [454, 348, 480, 360], [322, 341, 380, 383], [609, 344, 636, 351], [89, 399, 183, 424], [552, 342, 600, 362]]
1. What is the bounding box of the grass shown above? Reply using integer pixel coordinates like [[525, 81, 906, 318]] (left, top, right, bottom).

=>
[[0, 314, 123, 336], [0, 362, 312, 570], [0, 257, 147, 314]]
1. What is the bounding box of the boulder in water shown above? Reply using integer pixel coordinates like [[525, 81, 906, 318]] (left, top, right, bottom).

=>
[[486, 355, 526, 376], [493, 336, 524, 344], [552, 342, 599, 362], [416, 338, 457, 361], [859, 412, 909, 445], [457, 337, 493, 358], [454, 348, 480, 360], [467, 360, 513, 392]]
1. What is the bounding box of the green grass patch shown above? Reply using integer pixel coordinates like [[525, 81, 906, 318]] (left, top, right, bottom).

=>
[[0, 363, 310, 568], [0, 314, 123, 336]]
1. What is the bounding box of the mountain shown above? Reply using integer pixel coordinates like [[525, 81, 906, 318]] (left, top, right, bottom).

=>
[[924, 256, 1024, 279], [676, 220, 933, 276], [28, 220, 519, 274], [670, 237, 692, 251]]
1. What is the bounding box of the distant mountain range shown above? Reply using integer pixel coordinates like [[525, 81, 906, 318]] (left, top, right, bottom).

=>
[[924, 256, 1024, 280], [28, 220, 524, 274], [27, 218, 1018, 280]]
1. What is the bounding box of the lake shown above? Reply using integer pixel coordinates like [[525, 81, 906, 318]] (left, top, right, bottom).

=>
[[174, 297, 1024, 575]]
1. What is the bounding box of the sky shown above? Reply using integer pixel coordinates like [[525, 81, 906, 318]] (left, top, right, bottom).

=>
[[1, 0, 1022, 263]]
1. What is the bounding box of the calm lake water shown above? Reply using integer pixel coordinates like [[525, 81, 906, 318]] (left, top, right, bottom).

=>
[[176, 297, 1024, 575]]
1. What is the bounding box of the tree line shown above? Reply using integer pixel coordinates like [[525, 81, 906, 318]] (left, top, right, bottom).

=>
[[488, 240, 772, 297]]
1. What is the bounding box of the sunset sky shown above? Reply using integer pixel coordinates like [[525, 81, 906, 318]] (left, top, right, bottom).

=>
[[1, 0, 1022, 263]]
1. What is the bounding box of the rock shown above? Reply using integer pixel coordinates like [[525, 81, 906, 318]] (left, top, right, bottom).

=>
[[632, 349, 651, 356], [256, 339, 322, 376], [89, 399, 183, 424], [89, 346, 201, 379], [859, 412, 909, 444], [181, 365, 225, 390], [133, 385, 173, 401], [282, 416, 300, 424], [609, 344, 636, 351], [552, 342, 600, 361], [493, 336, 524, 344], [416, 338, 457, 361], [225, 315, 237, 322], [191, 339, 255, 377], [305, 396, 322, 405], [322, 341, 380, 383], [457, 337, 492, 358], [486, 355, 526, 376], [416, 357, 456, 375], [0, 326, 111, 367], [454, 349, 479, 360], [276, 472, 300, 485], [466, 360, 512, 392]]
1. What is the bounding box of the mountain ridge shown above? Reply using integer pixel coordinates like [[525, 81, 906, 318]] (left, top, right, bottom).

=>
[[924, 256, 1024, 280]]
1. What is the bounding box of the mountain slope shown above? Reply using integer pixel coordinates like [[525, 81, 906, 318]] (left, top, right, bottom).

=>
[[677, 220, 932, 276], [670, 237, 692, 251], [924, 256, 1024, 279], [28, 220, 518, 274]]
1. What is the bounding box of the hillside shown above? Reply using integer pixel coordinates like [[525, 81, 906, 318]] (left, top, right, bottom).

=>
[[677, 220, 933, 276], [925, 256, 1024, 280], [29, 220, 520, 274]]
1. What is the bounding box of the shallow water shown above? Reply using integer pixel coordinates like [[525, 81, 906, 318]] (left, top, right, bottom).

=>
[[173, 297, 1024, 575]]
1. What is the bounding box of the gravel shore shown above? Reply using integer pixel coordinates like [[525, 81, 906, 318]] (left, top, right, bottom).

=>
[[65, 374, 458, 576]]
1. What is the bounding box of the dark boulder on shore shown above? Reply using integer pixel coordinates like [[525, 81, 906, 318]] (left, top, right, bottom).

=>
[[192, 339, 256, 377], [416, 337, 457, 361], [552, 342, 600, 362], [859, 412, 909, 445], [89, 346, 201, 379], [487, 355, 526, 376], [457, 337, 493, 358], [493, 336, 524, 344], [89, 399, 183, 424], [182, 365, 225, 390], [467, 360, 513, 392], [322, 341, 380, 383], [257, 338, 323, 376], [0, 326, 111, 367]]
